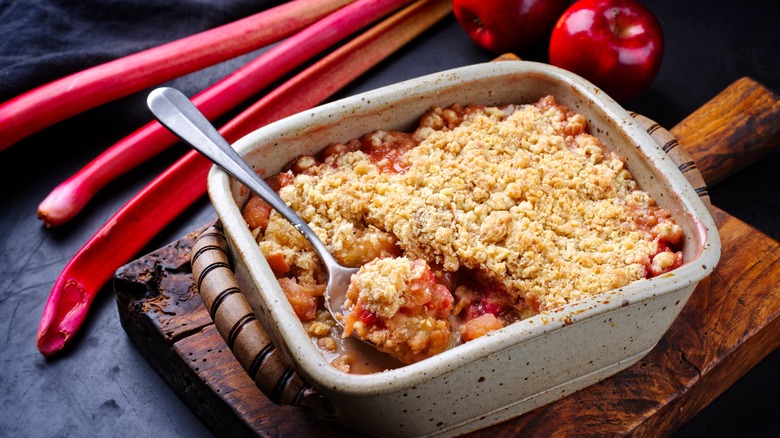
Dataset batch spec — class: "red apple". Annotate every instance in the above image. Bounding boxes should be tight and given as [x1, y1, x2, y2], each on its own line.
[453, 0, 569, 54]
[548, 0, 664, 102]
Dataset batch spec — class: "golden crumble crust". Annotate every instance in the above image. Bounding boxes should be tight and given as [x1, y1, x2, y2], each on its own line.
[256, 96, 681, 313]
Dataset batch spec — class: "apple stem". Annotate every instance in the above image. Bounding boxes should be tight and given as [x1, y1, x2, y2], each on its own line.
[609, 7, 620, 36]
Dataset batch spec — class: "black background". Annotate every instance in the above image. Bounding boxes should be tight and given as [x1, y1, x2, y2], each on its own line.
[0, 1, 777, 436]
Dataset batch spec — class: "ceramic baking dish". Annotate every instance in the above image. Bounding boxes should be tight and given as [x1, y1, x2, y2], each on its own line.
[204, 60, 720, 437]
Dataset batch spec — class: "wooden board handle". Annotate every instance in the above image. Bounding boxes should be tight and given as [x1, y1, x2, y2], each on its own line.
[669, 77, 780, 186]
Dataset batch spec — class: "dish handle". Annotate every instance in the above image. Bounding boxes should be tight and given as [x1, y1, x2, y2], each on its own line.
[629, 112, 710, 208]
[190, 224, 337, 417]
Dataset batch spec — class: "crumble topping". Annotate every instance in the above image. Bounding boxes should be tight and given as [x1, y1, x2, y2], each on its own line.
[345, 257, 428, 319]
[257, 96, 680, 311]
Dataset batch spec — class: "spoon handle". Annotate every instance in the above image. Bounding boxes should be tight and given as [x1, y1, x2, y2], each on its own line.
[146, 87, 335, 265]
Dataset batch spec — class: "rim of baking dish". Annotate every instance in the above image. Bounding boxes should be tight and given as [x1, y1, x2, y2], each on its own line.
[207, 60, 721, 396]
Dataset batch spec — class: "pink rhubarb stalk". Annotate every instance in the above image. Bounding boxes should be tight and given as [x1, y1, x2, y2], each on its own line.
[0, 0, 354, 151]
[37, 0, 451, 357]
[37, 0, 415, 228]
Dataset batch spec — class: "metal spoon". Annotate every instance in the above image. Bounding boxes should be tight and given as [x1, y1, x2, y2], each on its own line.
[146, 87, 356, 326]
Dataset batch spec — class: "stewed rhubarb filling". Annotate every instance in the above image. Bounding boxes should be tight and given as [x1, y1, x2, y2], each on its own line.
[242, 96, 683, 373]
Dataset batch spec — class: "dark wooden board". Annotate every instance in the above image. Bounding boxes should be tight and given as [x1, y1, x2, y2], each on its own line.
[114, 78, 780, 436]
[114, 205, 780, 437]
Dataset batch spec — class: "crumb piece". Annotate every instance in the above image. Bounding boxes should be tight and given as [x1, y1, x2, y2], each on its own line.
[317, 337, 337, 352]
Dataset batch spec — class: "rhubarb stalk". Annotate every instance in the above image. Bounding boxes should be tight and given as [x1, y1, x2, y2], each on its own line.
[37, 0, 415, 228]
[0, 0, 354, 151]
[37, 0, 452, 357]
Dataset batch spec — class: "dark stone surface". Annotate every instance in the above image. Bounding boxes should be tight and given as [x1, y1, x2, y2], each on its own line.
[0, 1, 777, 436]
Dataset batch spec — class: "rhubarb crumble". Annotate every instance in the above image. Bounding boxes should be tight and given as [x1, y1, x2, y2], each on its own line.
[242, 95, 683, 372]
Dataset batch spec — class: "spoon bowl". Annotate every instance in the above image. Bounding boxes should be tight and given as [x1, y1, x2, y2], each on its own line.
[146, 87, 356, 327]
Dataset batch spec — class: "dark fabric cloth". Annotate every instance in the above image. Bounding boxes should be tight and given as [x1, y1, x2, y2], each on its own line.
[0, 0, 284, 102]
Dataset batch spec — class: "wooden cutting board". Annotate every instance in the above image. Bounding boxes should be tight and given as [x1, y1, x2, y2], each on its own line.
[114, 78, 780, 437]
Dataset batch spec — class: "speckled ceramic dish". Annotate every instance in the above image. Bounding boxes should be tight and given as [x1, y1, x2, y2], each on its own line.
[205, 61, 720, 437]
